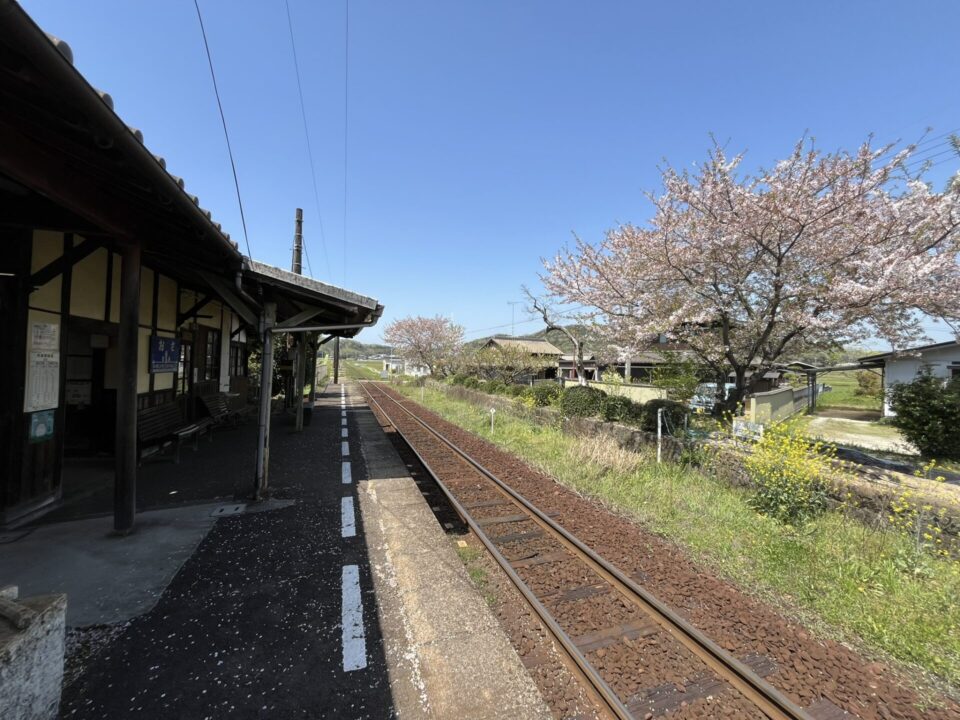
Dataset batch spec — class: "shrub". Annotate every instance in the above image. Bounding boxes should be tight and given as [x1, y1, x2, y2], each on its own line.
[528, 383, 562, 407]
[461, 376, 481, 390]
[505, 384, 526, 397]
[560, 385, 606, 417]
[855, 370, 882, 398]
[600, 394, 635, 422]
[888, 372, 960, 460]
[640, 398, 689, 434]
[745, 423, 831, 526]
[483, 380, 508, 395]
[600, 370, 625, 385]
[450, 373, 471, 386]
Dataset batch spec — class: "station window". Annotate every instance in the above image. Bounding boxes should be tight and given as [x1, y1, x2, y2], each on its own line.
[229, 342, 247, 377]
[204, 330, 220, 381]
[177, 342, 192, 396]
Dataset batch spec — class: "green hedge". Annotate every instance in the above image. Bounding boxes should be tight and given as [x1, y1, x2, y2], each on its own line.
[600, 394, 635, 422]
[640, 398, 689, 433]
[560, 385, 607, 417]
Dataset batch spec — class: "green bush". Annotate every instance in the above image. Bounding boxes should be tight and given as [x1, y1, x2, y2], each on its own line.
[600, 394, 635, 422]
[640, 398, 689, 434]
[450, 373, 471, 386]
[528, 383, 562, 407]
[855, 370, 883, 398]
[482, 380, 508, 395]
[461, 376, 481, 390]
[889, 372, 960, 460]
[560, 385, 606, 417]
[505, 384, 526, 397]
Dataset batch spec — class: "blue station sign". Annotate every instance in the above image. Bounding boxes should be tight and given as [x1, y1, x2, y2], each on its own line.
[150, 336, 181, 374]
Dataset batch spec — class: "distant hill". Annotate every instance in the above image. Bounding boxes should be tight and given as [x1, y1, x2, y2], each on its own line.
[327, 337, 392, 359]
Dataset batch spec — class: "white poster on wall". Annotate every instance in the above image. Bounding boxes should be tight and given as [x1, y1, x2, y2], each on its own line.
[25, 350, 60, 412]
[31, 322, 59, 351]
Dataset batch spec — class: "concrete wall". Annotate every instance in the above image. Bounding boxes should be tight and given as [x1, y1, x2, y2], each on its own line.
[0, 587, 67, 720]
[883, 345, 960, 415]
[745, 386, 800, 423]
[585, 380, 667, 405]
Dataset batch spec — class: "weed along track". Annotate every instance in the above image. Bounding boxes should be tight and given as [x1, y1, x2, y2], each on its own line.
[361, 382, 829, 720]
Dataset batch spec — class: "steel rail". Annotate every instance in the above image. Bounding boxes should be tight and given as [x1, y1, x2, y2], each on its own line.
[360, 381, 813, 720]
[362, 383, 626, 719]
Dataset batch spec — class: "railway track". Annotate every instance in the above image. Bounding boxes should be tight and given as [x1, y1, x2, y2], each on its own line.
[359, 381, 821, 720]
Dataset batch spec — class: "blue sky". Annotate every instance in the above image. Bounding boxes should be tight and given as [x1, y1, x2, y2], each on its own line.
[22, 1, 959, 345]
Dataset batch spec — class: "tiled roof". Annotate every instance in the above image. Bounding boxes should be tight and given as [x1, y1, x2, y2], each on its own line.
[38, 27, 238, 254]
[485, 337, 563, 355]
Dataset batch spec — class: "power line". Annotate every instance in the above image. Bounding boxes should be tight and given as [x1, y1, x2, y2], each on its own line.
[192, 0, 252, 258]
[302, 236, 314, 277]
[284, 0, 331, 280]
[463, 304, 591, 336]
[342, 0, 350, 287]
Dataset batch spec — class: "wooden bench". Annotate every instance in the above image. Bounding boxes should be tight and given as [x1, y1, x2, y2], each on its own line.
[137, 402, 212, 464]
[198, 393, 246, 428]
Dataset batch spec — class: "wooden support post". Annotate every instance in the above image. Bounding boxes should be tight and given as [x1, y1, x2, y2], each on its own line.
[294, 339, 306, 432]
[333, 336, 340, 385]
[254, 303, 277, 500]
[114, 241, 141, 534]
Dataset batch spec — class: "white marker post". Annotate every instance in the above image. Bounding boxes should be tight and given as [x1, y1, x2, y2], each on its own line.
[489, 407, 496, 434]
[656, 407, 663, 464]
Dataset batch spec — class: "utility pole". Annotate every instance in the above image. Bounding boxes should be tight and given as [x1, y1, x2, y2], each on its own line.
[293, 208, 307, 432]
[292, 208, 303, 274]
[333, 336, 340, 385]
[507, 301, 522, 337]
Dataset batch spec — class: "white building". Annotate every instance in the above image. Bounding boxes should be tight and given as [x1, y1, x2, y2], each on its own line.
[859, 341, 960, 416]
[383, 356, 429, 377]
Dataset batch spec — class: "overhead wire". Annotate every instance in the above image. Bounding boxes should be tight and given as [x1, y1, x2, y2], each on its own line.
[192, 0, 253, 258]
[284, 0, 331, 280]
[342, 0, 350, 286]
[463, 304, 591, 336]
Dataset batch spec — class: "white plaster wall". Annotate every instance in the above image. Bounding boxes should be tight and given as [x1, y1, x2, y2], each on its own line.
[883, 345, 960, 415]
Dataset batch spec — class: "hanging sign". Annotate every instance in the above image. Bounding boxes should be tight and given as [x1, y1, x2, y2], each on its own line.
[150, 336, 181, 373]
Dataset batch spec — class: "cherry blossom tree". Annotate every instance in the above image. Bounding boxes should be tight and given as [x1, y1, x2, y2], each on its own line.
[542, 137, 960, 409]
[383, 315, 463, 377]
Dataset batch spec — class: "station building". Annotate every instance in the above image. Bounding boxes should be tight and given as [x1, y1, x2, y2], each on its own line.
[0, 2, 382, 529]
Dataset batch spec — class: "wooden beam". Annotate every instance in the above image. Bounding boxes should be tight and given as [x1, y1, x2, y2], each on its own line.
[29, 237, 99, 287]
[199, 272, 259, 327]
[274, 306, 324, 330]
[177, 294, 214, 327]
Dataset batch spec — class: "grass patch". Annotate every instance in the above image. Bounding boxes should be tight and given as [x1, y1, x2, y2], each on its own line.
[817, 370, 882, 411]
[455, 543, 496, 606]
[340, 360, 383, 380]
[400, 383, 960, 688]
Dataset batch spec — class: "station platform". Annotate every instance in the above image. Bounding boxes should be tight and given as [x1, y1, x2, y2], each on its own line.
[2, 383, 548, 719]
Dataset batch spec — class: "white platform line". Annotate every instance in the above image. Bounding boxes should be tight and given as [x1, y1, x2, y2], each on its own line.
[341, 427, 348, 438]
[341, 417, 347, 426]
[341, 410, 347, 418]
[341, 441, 349, 456]
[342, 461, 352, 485]
[341, 564, 367, 672]
[341, 496, 356, 538]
